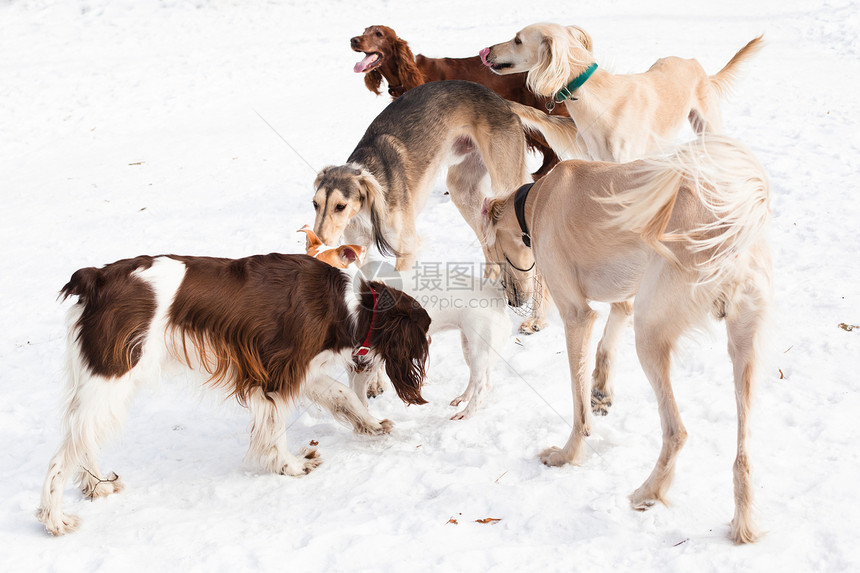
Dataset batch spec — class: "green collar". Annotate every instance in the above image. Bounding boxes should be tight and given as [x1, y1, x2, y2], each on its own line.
[554, 62, 598, 103]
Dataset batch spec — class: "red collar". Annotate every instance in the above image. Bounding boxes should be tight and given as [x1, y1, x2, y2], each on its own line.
[352, 286, 377, 358]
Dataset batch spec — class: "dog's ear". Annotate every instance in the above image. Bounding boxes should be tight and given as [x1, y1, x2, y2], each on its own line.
[364, 68, 383, 95]
[354, 168, 398, 258]
[298, 225, 323, 253]
[393, 36, 425, 90]
[314, 166, 336, 189]
[566, 25, 593, 53]
[480, 197, 506, 247]
[527, 29, 573, 97]
[337, 244, 366, 267]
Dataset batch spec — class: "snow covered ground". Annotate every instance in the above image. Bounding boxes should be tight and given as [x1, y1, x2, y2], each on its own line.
[1, 0, 859, 570]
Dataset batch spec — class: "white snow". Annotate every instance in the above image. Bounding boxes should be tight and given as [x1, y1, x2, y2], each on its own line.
[2, 0, 859, 570]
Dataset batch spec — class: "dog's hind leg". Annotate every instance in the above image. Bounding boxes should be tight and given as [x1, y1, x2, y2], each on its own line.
[304, 374, 393, 436]
[36, 364, 139, 535]
[473, 122, 531, 196]
[446, 152, 499, 277]
[724, 261, 770, 544]
[628, 267, 692, 510]
[246, 387, 322, 476]
[591, 300, 633, 416]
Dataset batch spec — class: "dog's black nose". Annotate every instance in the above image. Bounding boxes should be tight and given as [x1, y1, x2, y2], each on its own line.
[350, 37, 360, 48]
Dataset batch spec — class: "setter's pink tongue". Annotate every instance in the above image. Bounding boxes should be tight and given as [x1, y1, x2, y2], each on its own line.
[354, 53, 380, 73]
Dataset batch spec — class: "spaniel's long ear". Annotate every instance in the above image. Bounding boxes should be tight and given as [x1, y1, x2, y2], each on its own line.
[364, 68, 383, 95]
[527, 29, 572, 97]
[366, 281, 429, 406]
[393, 36, 425, 91]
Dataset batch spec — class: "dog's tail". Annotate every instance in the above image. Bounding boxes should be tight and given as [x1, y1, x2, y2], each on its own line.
[606, 134, 770, 286]
[710, 35, 764, 99]
[506, 101, 586, 160]
[60, 267, 102, 303]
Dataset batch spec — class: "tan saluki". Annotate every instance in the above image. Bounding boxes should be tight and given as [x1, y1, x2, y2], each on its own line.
[482, 134, 772, 543]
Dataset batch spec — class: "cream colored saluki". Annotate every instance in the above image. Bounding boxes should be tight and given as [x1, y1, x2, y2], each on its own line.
[481, 23, 763, 163]
[482, 134, 772, 544]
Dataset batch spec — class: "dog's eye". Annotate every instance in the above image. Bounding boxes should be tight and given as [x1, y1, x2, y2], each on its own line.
[312, 200, 319, 210]
[376, 31, 382, 37]
[335, 204, 347, 212]
[514, 36, 522, 45]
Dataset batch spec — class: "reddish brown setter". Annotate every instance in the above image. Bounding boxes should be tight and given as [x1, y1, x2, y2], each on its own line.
[351, 25, 568, 180]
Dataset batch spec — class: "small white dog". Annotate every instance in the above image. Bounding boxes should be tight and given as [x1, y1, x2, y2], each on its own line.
[357, 265, 512, 419]
[302, 228, 512, 419]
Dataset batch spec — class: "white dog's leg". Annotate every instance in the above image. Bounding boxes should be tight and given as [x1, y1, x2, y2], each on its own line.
[246, 388, 322, 476]
[450, 333, 478, 419]
[451, 329, 500, 420]
[591, 300, 633, 415]
[304, 374, 393, 435]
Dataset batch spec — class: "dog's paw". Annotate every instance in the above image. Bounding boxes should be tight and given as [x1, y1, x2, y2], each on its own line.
[629, 486, 662, 511]
[538, 446, 573, 467]
[730, 513, 762, 544]
[299, 448, 323, 474]
[379, 419, 393, 434]
[591, 389, 612, 416]
[450, 404, 477, 421]
[280, 448, 322, 476]
[449, 389, 473, 408]
[81, 472, 124, 499]
[35, 507, 81, 536]
[366, 378, 385, 399]
[519, 317, 547, 335]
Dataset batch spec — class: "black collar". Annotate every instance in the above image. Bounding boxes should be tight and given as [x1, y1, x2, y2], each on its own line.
[514, 183, 534, 248]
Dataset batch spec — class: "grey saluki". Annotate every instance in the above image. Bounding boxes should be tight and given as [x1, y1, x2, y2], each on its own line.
[311, 80, 529, 273]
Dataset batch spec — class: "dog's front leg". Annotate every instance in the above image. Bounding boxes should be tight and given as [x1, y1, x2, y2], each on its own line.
[304, 374, 393, 436]
[246, 388, 322, 476]
[539, 306, 597, 466]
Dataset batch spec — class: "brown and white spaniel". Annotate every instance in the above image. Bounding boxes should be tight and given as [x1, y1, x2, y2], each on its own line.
[36, 253, 430, 535]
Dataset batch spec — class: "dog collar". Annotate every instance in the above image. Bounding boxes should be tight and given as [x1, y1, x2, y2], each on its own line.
[353, 286, 378, 358]
[553, 62, 598, 104]
[514, 182, 535, 248]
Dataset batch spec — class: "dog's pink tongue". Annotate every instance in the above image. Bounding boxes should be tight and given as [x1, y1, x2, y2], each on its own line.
[354, 53, 379, 73]
[479, 47, 491, 66]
